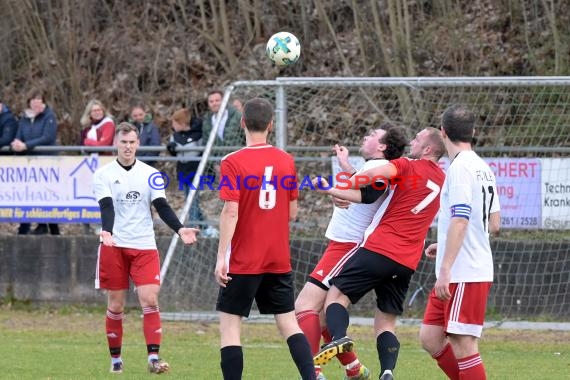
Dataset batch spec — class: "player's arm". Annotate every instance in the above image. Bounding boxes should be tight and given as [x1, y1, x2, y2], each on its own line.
[98, 197, 116, 246]
[489, 211, 500, 236]
[313, 176, 387, 204]
[437, 217, 469, 295]
[215, 201, 239, 286]
[152, 198, 198, 244]
[333, 144, 356, 174]
[289, 199, 298, 221]
[345, 162, 397, 189]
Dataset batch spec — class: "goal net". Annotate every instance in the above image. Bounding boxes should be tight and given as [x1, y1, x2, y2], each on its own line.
[159, 77, 570, 321]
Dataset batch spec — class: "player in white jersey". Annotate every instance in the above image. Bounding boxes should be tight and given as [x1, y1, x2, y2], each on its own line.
[295, 124, 408, 380]
[93, 122, 198, 375]
[420, 105, 500, 380]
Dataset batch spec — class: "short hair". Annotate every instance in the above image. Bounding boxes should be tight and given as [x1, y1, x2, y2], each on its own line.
[424, 126, 446, 160]
[26, 88, 46, 106]
[242, 98, 273, 132]
[379, 124, 408, 160]
[171, 108, 191, 125]
[130, 102, 146, 113]
[442, 104, 475, 143]
[115, 122, 139, 137]
[207, 89, 223, 99]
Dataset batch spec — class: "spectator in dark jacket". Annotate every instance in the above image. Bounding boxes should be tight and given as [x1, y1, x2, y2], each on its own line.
[11, 89, 59, 235]
[130, 103, 161, 167]
[167, 108, 209, 229]
[0, 101, 18, 153]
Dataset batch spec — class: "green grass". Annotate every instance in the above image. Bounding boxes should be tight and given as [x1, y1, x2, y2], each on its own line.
[1, 308, 570, 379]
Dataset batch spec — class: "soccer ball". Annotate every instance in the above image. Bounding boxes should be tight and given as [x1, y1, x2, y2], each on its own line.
[266, 32, 301, 66]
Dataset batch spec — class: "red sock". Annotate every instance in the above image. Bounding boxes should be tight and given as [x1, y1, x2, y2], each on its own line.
[296, 310, 321, 355]
[143, 306, 161, 354]
[106, 309, 124, 358]
[433, 343, 459, 380]
[322, 327, 360, 371]
[458, 353, 486, 380]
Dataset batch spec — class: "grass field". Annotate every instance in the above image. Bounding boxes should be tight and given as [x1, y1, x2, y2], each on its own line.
[1, 307, 569, 379]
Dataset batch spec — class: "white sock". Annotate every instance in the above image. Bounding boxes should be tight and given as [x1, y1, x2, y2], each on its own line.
[111, 357, 122, 365]
[346, 359, 361, 370]
[148, 353, 159, 362]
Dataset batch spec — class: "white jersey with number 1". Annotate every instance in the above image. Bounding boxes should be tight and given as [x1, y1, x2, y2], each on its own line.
[325, 159, 389, 243]
[436, 151, 500, 283]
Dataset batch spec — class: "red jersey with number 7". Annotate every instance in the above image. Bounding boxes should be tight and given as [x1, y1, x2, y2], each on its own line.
[362, 157, 445, 270]
[219, 143, 298, 274]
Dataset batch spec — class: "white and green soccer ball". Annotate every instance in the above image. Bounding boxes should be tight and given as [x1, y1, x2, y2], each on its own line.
[266, 32, 301, 67]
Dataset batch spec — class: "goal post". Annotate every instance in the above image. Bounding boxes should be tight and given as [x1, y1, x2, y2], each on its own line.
[159, 77, 570, 321]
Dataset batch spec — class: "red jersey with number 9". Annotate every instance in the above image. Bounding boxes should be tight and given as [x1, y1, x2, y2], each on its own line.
[219, 143, 298, 274]
[362, 157, 445, 270]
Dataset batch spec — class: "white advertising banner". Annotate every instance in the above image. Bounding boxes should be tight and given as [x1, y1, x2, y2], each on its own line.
[0, 155, 113, 223]
[540, 158, 570, 229]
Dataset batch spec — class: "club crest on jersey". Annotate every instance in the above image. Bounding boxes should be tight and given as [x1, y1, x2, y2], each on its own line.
[125, 191, 141, 200]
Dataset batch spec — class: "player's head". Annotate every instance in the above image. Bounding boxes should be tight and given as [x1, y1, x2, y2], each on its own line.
[360, 122, 407, 161]
[241, 98, 273, 133]
[409, 127, 445, 161]
[207, 89, 224, 113]
[114, 122, 140, 162]
[441, 104, 475, 143]
[379, 123, 408, 160]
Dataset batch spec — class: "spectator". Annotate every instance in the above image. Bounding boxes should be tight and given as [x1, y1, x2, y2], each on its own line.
[0, 100, 18, 153]
[130, 103, 161, 166]
[80, 99, 115, 155]
[232, 98, 244, 113]
[166, 108, 204, 226]
[202, 89, 243, 172]
[11, 88, 59, 235]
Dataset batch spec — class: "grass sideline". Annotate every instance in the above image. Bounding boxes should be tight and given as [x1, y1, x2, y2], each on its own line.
[1, 307, 569, 379]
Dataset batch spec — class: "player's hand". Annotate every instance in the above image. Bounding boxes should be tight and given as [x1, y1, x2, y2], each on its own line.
[434, 270, 452, 301]
[312, 177, 330, 193]
[424, 243, 437, 259]
[333, 144, 349, 165]
[178, 227, 200, 244]
[99, 230, 116, 246]
[331, 195, 350, 209]
[214, 259, 232, 287]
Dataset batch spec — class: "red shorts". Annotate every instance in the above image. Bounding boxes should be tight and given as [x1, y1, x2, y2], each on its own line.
[423, 282, 492, 338]
[95, 245, 161, 290]
[309, 241, 359, 288]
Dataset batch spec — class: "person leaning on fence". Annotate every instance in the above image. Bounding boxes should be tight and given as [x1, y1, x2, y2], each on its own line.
[11, 88, 60, 235]
[0, 99, 18, 154]
[202, 89, 243, 176]
[419, 105, 500, 380]
[129, 103, 161, 167]
[79, 99, 115, 155]
[166, 108, 205, 228]
[93, 122, 199, 375]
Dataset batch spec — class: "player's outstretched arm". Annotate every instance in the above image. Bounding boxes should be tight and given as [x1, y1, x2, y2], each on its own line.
[349, 162, 398, 189]
[178, 227, 199, 245]
[215, 201, 238, 287]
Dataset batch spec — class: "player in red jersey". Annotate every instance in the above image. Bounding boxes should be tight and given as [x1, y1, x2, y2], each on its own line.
[295, 124, 409, 380]
[312, 127, 446, 380]
[214, 98, 315, 380]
